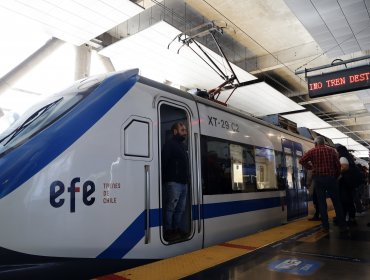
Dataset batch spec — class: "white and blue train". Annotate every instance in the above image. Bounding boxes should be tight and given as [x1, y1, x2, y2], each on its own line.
[0, 69, 314, 275]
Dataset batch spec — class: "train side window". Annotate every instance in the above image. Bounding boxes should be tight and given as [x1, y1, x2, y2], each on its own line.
[275, 151, 286, 190]
[122, 119, 150, 158]
[202, 137, 232, 194]
[201, 136, 257, 194]
[159, 103, 192, 243]
[255, 147, 277, 190]
[231, 144, 256, 192]
[295, 150, 305, 189]
[284, 148, 294, 189]
[243, 146, 257, 191]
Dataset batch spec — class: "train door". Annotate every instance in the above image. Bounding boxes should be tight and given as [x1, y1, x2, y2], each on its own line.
[282, 139, 308, 220]
[293, 142, 308, 218]
[282, 139, 296, 220]
[158, 99, 203, 251]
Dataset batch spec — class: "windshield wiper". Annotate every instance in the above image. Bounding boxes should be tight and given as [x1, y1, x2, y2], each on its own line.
[0, 97, 63, 146]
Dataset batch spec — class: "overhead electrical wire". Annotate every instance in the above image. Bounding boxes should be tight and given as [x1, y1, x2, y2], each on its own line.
[200, 0, 370, 149]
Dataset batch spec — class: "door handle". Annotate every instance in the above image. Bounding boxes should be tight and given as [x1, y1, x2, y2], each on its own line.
[144, 165, 150, 244]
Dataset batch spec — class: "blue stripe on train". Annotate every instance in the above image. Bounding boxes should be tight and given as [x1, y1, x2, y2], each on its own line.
[0, 69, 139, 199]
[203, 196, 281, 219]
[97, 196, 281, 259]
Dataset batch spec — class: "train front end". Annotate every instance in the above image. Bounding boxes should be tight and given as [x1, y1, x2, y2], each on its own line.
[0, 69, 139, 263]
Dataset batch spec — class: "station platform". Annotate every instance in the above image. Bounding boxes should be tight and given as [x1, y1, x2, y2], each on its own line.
[98, 210, 370, 280]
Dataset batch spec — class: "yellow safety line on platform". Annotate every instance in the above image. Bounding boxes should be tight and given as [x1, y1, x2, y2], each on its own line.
[99, 211, 335, 280]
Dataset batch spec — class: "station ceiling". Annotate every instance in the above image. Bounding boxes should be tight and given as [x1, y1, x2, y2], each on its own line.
[1, 0, 370, 158]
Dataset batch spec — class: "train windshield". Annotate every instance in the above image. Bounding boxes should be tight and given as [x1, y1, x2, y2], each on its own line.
[0, 77, 103, 155]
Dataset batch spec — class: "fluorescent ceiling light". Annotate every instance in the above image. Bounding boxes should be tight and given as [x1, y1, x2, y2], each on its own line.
[284, 111, 369, 155]
[0, 0, 143, 46]
[334, 137, 369, 158]
[313, 127, 347, 140]
[283, 111, 329, 129]
[217, 82, 304, 116]
[99, 21, 256, 90]
[353, 150, 368, 158]
[333, 137, 362, 148]
[322, 130, 368, 155]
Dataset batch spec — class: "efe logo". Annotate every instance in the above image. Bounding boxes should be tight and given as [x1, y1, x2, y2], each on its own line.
[50, 177, 95, 212]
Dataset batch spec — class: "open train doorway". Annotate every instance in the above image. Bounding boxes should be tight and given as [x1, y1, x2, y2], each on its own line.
[158, 100, 203, 249]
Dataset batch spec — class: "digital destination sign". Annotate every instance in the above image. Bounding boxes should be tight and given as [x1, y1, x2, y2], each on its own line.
[307, 65, 370, 98]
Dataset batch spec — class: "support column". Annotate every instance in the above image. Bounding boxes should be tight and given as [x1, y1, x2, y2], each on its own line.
[75, 44, 92, 80]
[97, 54, 115, 72]
[0, 37, 64, 96]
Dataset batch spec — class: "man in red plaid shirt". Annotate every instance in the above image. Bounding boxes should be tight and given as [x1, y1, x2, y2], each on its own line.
[300, 136, 347, 232]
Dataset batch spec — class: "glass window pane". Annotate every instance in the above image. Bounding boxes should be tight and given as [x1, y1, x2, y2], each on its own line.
[275, 151, 286, 190]
[255, 147, 277, 190]
[123, 120, 149, 157]
[285, 154, 294, 189]
[230, 144, 256, 192]
[242, 146, 257, 192]
[201, 137, 257, 195]
[203, 139, 232, 194]
[230, 144, 244, 191]
[295, 156, 305, 189]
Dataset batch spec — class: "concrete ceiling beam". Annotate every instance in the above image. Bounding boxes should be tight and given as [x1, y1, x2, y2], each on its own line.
[235, 41, 320, 74]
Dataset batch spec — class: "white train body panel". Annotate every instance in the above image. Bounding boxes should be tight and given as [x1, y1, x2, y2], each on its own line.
[0, 69, 314, 266]
[198, 103, 282, 149]
[202, 192, 285, 246]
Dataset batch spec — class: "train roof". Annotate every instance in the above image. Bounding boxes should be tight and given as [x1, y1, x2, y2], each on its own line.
[137, 75, 314, 144]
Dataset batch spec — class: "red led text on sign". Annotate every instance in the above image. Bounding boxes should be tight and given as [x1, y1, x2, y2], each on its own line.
[326, 77, 345, 87]
[309, 73, 370, 91]
[307, 65, 370, 98]
[308, 82, 322, 91]
[349, 73, 370, 83]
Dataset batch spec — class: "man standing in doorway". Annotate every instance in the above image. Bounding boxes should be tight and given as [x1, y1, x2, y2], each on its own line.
[162, 122, 189, 241]
[299, 136, 347, 232]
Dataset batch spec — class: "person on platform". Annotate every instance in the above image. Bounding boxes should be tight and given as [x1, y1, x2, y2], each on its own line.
[299, 136, 347, 232]
[336, 145, 358, 226]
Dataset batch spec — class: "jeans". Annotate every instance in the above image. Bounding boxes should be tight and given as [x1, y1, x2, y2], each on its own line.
[313, 175, 346, 229]
[164, 182, 188, 231]
[312, 188, 319, 217]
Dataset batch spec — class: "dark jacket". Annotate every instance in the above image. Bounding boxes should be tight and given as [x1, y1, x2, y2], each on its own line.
[337, 147, 362, 189]
[162, 135, 189, 184]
